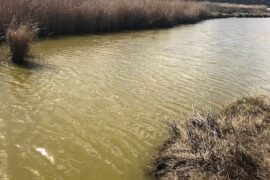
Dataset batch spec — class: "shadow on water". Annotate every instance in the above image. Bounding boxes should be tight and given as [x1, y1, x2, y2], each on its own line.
[14, 56, 45, 70]
[0, 43, 54, 70]
[0, 54, 57, 71]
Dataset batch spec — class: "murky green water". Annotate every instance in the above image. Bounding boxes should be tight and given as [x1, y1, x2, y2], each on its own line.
[1, 18, 270, 180]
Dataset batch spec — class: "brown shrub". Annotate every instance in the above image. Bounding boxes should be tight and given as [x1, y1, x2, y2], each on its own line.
[151, 95, 270, 180]
[6, 24, 38, 64]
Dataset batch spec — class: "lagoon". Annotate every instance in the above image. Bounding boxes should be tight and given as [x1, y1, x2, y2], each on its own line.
[1, 18, 270, 180]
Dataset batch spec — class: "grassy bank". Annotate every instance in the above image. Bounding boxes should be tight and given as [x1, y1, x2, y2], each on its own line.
[151, 95, 270, 179]
[0, 0, 269, 38]
[0, 0, 209, 37]
[0, 0, 269, 64]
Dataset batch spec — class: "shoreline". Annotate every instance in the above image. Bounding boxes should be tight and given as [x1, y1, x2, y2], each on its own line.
[0, 1, 270, 42]
[0, 14, 269, 44]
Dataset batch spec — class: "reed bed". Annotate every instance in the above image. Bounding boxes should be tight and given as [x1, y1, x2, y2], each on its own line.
[151, 95, 270, 179]
[0, 0, 209, 37]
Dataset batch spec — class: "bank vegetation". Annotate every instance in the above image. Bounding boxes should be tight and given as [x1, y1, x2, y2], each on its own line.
[0, 0, 269, 63]
[0, 0, 209, 37]
[1, 0, 269, 38]
[151, 95, 270, 179]
[6, 23, 38, 63]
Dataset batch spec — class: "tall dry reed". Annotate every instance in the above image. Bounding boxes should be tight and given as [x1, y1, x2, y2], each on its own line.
[0, 0, 209, 37]
[6, 24, 38, 63]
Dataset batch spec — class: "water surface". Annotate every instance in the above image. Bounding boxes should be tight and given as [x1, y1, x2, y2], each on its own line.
[1, 18, 270, 180]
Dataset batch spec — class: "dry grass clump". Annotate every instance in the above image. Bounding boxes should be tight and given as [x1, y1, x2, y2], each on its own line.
[0, 0, 209, 37]
[151, 95, 270, 180]
[6, 24, 38, 64]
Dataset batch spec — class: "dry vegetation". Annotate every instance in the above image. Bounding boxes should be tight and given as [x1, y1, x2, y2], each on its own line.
[0, 0, 269, 63]
[151, 95, 270, 179]
[6, 23, 38, 63]
[0, 0, 268, 38]
[0, 0, 209, 37]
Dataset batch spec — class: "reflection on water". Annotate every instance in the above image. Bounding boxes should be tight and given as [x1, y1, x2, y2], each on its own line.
[1, 18, 270, 180]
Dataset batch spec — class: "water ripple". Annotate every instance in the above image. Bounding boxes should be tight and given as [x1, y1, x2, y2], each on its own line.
[1, 18, 270, 180]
